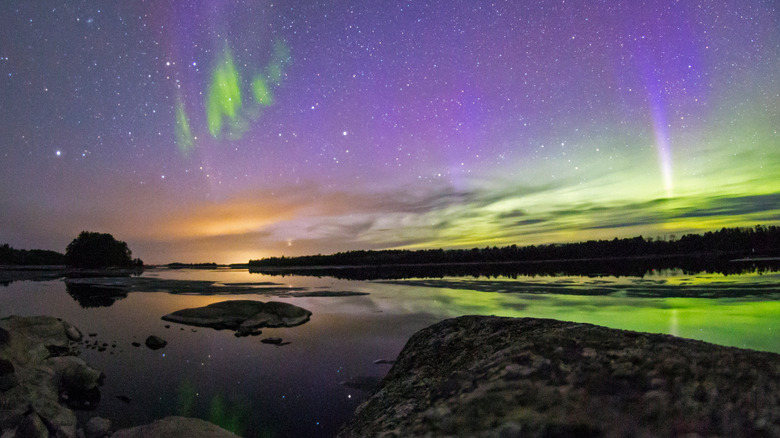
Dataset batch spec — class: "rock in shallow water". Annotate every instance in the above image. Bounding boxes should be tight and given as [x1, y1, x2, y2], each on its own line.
[161, 300, 312, 332]
[144, 335, 167, 350]
[64, 321, 83, 342]
[338, 316, 780, 437]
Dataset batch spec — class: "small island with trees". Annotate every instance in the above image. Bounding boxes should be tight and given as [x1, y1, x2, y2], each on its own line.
[1, 231, 143, 284]
[65, 231, 143, 269]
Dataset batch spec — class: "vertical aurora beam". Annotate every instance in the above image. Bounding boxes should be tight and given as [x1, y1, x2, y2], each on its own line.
[637, 54, 675, 199]
[650, 99, 674, 198]
[175, 96, 194, 153]
[266, 39, 291, 85]
[252, 76, 273, 106]
[206, 45, 243, 138]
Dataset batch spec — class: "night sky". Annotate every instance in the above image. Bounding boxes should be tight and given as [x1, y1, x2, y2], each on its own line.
[1, 1, 778, 263]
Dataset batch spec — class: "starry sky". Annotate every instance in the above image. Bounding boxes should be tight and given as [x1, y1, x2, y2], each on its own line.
[1, 1, 778, 264]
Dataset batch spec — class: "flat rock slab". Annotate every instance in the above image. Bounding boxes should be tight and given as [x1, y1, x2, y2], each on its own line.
[112, 416, 240, 438]
[338, 316, 780, 437]
[161, 300, 311, 331]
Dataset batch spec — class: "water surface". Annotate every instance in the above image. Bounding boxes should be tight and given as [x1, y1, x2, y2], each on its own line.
[1, 267, 779, 437]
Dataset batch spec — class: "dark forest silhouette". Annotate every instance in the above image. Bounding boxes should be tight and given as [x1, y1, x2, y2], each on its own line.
[0, 243, 65, 265]
[250, 225, 780, 269]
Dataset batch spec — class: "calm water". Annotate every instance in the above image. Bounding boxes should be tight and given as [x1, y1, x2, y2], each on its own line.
[2, 267, 779, 437]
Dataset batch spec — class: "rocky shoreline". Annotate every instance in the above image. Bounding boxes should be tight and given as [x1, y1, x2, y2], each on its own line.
[0, 316, 238, 438]
[6, 313, 780, 437]
[338, 315, 780, 437]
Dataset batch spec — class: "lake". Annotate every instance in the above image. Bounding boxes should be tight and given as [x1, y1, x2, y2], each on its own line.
[2, 266, 779, 437]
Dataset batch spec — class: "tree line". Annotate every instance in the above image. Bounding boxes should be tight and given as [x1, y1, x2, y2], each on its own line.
[0, 244, 66, 265]
[1, 231, 142, 268]
[249, 225, 780, 268]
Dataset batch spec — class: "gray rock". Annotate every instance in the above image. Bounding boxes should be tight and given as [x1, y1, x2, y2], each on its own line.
[0, 358, 18, 391]
[84, 417, 111, 438]
[0, 315, 74, 365]
[64, 322, 83, 342]
[111, 416, 240, 438]
[16, 412, 49, 438]
[0, 316, 95, 438]
[338, 316, 780, 438]
[47, 355, 102, 392]
[161, 300, 311, 333]
[144, 336, 167, 350]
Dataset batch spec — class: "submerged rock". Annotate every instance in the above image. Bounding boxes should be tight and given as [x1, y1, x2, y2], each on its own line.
[111, 416, 240, 438]
[161, 300, 312, 332]
[338, 316, 780, 437]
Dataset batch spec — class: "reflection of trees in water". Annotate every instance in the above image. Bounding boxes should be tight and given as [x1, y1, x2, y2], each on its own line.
[65, 283, 128, 308]
[252, 258, 780, 281]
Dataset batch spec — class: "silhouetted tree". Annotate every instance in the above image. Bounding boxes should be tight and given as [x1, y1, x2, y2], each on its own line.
[0, 243, 66, 265]
[65, 231, 140, 268]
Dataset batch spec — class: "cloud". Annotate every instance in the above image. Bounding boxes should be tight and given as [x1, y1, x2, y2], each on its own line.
[8, 158, 776, 263]
[671, 193, 780, 219]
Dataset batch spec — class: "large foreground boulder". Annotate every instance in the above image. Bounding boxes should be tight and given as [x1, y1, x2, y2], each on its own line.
[339, 316, 780, 437]
[161, 300, 311, 331]
[111, 416, 240, 438]
[0, 316, 102, 438]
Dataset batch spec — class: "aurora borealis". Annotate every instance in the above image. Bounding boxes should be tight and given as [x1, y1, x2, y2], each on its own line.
[1, 1, 778, 263]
